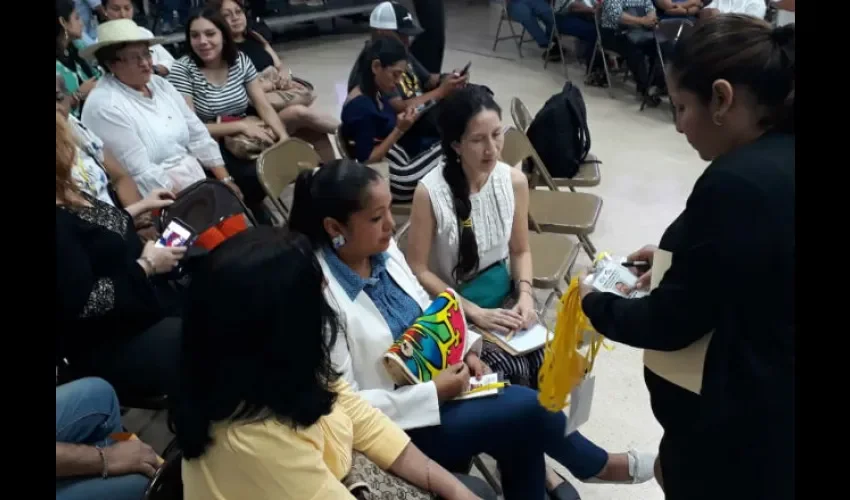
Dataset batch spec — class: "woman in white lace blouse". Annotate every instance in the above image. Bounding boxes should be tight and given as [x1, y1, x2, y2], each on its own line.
[80, 20, 241, 198]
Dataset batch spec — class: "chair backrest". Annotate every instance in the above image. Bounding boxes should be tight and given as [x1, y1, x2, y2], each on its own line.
[501, 127, 559, 192]
[161, 179, 258, 234]
[510, 97, 534, 132]
[334, 125, 357, 160]
[144, 451, 183, 500]
[256, 137, 321, 216]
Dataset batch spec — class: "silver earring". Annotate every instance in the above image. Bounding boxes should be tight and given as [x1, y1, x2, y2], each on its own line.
[332, 234, 346, 249]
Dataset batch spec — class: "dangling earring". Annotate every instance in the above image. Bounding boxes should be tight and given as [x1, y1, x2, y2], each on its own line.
[712, 113, 723, 127]
[332, 234, 346, 249]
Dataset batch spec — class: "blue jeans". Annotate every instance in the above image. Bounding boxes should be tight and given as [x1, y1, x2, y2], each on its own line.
[56, 378, 150, 500]
[556, 14, 597, 64]
[506, 0, 555, 48]
[407, 385, 608, 500]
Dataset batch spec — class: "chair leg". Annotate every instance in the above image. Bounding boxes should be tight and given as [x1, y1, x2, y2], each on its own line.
[600, 49, 615, 99]
[472, 456, 503, 497]
[586, 40, 598, 77]
[511, 24, 525, 59]
[492, 15, 505, 51]
[578, 234, 597, 260]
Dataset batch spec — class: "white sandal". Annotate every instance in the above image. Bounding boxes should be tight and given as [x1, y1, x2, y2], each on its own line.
[582, 449, 656, 485]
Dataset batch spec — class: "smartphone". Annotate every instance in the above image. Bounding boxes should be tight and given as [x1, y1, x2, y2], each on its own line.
[417, 99, 439, 115]
[156, 218, 196, 248]
[459, 61, 472, 77]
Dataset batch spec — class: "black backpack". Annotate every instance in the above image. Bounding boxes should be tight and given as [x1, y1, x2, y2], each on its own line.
[526, 81, 591, 179]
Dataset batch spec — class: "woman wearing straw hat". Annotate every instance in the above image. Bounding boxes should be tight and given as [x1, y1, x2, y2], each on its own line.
[79, 19, 241, 199]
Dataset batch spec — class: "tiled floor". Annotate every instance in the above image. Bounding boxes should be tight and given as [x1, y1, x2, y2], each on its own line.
[128, 2, 711, 498]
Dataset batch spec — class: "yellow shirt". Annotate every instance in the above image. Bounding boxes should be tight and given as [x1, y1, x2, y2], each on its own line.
[182, 379, 411, 500]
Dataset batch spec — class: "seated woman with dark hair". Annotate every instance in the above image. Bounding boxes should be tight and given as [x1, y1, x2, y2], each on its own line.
[169, 7, 289, 223]
[56, 111, 185, 399]
[216, 0, 340, 140]
[341, 36, 444, 203]
[172, 226, 494, 500]
[287, 159, 656, 500]
[56, 0, 102, 118]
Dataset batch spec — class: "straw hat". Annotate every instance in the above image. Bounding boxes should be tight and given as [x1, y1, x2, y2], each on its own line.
[80, 19, 166, 60]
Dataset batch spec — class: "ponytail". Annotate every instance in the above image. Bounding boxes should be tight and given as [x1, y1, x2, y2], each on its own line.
[287, 160, 382, 248]
[437, 85, 502, 284]
[670, 15, 794, 135]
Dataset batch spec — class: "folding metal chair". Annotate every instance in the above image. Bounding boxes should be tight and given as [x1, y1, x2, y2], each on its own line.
[492, 0, 533, 58]
[641, 18, 695, 116]
[587, 0, 630, 98]
[501, 127, 602, 259]
[509, 97, 602, 192]
[256, 138, 322, 225]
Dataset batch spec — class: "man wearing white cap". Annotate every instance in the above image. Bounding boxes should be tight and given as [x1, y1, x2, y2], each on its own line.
[348, 2, 467, 141]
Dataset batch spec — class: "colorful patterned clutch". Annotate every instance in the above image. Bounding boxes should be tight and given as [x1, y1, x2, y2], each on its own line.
[382, 289, 468, 386]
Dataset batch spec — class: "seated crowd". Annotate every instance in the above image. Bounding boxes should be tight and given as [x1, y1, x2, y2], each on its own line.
[57, 2, 794, 500]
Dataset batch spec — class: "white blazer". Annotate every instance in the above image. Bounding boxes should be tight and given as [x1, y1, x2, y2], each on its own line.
[320, 240, 482, 431]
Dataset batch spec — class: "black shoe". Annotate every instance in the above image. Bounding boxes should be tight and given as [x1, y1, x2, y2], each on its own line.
[543, 42, 563, 63]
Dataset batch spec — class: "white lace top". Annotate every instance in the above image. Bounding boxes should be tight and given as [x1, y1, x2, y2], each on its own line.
[419, 161, 515, 287]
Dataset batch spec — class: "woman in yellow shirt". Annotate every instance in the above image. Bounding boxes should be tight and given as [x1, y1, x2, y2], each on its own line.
[171, 226, 492, 500]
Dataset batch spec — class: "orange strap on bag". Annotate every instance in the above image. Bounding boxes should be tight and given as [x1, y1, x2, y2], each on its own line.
[194, 214, 249, 251]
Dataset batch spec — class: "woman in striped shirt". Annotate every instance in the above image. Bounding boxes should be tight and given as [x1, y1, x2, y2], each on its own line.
[169, 6, 287, 223]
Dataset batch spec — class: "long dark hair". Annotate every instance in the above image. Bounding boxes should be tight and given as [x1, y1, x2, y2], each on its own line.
[170, 226, 341, 459]
[288, 160, 382, 248]
[437, 85, 502, 284]
[670, 14, 794, 134]
[185, 6, 240, 67]
[357, 35, 408, 106]
[56, 0, 95, 78]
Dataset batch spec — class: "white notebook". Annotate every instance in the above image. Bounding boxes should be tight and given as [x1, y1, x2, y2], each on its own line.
[484, 323, 552, 356]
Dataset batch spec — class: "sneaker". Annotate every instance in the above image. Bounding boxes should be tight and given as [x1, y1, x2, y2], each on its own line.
[582, 449, 657, 484]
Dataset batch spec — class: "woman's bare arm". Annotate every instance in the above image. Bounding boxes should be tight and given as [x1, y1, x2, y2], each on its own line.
[507, 168, 533, 285]
[406, 185, 486, 322]
[388, 443, 478, 500]
[56, 443, 102, 478]
[101, 149, 143, 208]
[247, 78, 289, 141]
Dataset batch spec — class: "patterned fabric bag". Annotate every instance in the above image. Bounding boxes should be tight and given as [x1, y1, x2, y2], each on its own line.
[257, 66, 315, 111]
[382, 289, 467, 386]
[342, 451, 435, 500]
[219, 116, 275, 160]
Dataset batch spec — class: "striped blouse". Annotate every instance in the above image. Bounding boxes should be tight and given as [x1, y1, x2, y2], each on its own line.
[168, 52, 259, 123]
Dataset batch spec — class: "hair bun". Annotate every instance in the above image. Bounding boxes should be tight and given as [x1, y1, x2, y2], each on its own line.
[771, 24, 795, 46]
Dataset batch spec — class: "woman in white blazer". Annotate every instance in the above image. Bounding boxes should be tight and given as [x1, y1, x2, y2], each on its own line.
[287, 159, 656, 500]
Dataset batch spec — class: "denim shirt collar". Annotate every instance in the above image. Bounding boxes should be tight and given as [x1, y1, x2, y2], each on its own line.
[323, 247, 389, 301]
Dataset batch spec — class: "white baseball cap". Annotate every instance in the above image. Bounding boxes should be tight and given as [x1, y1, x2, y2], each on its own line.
[369, 2, 424, 37]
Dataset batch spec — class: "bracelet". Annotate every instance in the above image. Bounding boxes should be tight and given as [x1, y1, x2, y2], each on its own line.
[95, 445, 108, 479]
[221, 176, 234, 184]
[140, 256, 156, 275]
[520, 289, 534, 297]
[518, 279, 533, 290]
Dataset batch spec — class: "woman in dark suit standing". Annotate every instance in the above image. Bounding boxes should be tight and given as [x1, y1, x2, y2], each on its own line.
[579, 15, 794, 500]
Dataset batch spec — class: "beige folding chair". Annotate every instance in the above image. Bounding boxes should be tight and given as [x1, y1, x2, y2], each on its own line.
[587, 1, 631, 98]
[529, 230, 580, 321]
[256, 138, 321, 225]
[492, 0, 532, 58]
[509, 97, 602, 192]
[502, 127, 602, 259]
[335, 125, 411, 238]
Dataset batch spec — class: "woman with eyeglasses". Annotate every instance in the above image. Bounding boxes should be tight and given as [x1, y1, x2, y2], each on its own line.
[215, 0, 340, 139]
[80, 19, 238, 199]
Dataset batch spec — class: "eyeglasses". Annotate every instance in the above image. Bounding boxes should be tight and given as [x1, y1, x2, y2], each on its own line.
[117, 50, 154, 65]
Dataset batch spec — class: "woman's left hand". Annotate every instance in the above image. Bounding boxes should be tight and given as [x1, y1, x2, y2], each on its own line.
[512, 292, 538, 329]
[142, 188, 175, 212]
[464, 352, 491, 378]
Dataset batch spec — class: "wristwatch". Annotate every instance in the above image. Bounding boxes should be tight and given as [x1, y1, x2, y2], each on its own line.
[221, 176, 234, 184]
